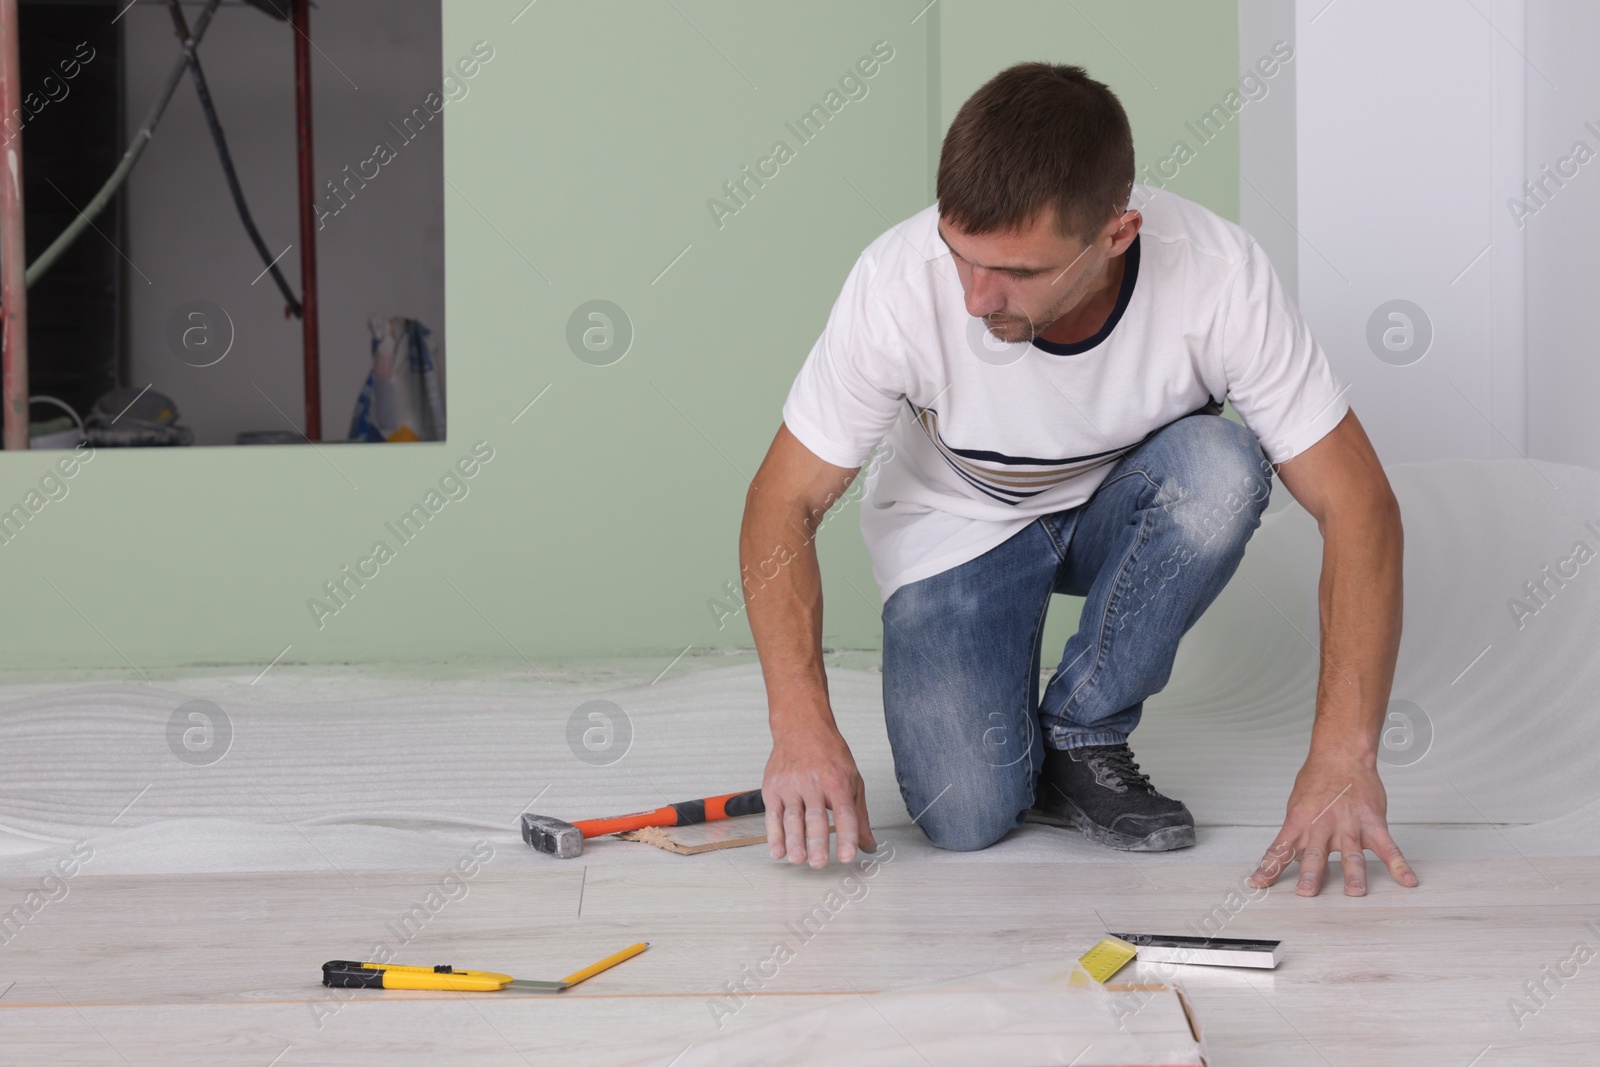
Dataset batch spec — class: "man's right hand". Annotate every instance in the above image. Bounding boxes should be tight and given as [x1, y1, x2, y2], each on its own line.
[763, 725, 876, 868]
[743, 423, 877, 870]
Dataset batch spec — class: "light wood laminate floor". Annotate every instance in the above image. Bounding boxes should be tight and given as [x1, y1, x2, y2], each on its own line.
[2, 854, 1596, 1065]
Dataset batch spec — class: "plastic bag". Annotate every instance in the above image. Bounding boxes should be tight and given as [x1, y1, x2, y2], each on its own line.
[347, 315, 446, 442]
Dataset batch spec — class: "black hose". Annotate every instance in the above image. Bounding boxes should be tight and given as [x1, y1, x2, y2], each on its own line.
[165, 0, 303, 318]
[25, 0, 226, 288]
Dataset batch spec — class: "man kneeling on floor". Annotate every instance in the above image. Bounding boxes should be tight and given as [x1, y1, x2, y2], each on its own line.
[742, 62, 1420, 899]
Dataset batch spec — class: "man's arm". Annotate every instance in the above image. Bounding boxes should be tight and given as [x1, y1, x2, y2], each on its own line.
[742, 422, 877, 869]
[1246, 407, 1420, 896]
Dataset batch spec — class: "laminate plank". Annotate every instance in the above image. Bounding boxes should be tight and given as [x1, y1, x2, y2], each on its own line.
[1, 857, 1597, 1064]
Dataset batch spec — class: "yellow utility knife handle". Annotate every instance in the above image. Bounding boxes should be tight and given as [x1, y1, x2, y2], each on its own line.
[321, 961, 513, 991]
[321, 942, 649, 993]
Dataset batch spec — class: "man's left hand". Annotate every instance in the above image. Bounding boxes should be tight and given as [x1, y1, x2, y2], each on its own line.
[1247, 757, 1419, 896]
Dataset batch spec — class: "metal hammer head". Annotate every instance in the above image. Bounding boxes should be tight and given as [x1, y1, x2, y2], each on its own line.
[521, 812, 584, 858]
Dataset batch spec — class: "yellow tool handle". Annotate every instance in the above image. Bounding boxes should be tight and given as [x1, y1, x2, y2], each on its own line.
[320, 961, 514, 991]
[321, 942, 649, 993]
[1079, 935, 1138, 983]
[562, 941, 649, 986]
[380, 965, 514, 991]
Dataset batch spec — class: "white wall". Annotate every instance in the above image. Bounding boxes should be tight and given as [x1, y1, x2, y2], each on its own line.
[1242, 0, 1533, 466]
[123, 0, 445, 445]
[1238, 0, 1299, 302]
[1525, 1, 1600, 472]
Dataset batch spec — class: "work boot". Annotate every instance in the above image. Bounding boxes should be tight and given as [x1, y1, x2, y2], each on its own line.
[1030, 743, 1195, 852]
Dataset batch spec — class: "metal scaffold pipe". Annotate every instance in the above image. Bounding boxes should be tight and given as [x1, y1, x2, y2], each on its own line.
[0, 0, 27, 448]
[293, 0, 321, 441]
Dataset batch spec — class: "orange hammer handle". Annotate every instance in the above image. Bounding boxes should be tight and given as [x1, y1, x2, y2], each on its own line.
[573, 789, 764, 838]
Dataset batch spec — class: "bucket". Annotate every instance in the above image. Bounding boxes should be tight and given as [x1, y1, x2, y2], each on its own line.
[236, 431, 308, 445]
[29, 395, 86, 450]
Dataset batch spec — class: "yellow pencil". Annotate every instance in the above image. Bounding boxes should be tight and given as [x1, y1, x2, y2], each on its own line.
[563, 941, 649, 987]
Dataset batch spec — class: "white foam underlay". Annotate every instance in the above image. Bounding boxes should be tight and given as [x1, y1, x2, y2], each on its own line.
[0, 457, 1596, 878]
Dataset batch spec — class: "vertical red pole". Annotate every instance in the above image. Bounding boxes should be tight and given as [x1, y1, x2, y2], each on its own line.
[0, 0, 28, 450]
[293, 0, 321, 440]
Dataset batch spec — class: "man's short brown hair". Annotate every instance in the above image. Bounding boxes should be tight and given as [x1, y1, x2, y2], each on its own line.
[936, 62, 1135, 248]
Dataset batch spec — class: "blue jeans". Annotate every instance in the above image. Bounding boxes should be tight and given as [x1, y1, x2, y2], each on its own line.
[880, 414, 1274, 851]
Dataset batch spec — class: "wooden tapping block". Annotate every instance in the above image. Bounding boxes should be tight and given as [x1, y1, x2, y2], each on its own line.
[615, 813, 833, 855]
[616, 825, 770, 855]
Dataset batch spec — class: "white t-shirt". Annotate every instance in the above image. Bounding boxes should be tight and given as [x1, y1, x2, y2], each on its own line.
[781, 184, 1350, 604]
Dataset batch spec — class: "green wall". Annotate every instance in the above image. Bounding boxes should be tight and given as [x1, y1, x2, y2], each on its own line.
[0, 0, 1239, 671]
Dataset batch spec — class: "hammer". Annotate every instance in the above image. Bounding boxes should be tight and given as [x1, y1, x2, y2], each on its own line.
[521, 788, 765, 858]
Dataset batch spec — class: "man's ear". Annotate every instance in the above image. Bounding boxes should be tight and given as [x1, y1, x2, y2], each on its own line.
[1106, 209, 1141, 256]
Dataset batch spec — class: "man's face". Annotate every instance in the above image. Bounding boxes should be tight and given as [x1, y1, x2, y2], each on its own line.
[938, 205, 1135, 343]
